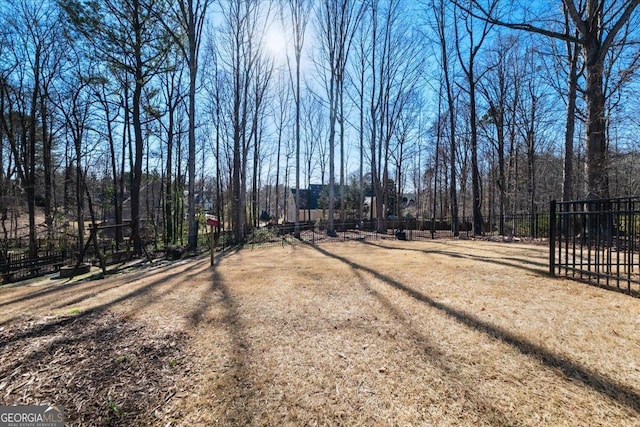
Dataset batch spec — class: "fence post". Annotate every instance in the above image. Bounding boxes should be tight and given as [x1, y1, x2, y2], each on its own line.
[549, 200, 556, 277]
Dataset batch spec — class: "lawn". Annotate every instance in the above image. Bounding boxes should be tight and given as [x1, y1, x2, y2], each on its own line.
[1, 239, 639, 426]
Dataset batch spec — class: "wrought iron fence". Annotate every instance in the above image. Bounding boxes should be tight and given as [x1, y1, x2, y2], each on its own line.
[237, 214, 549, 250]
[2, 212, 552, 284]
[549, 197, 640, 295]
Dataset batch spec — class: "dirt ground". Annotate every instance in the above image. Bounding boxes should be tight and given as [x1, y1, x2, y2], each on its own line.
[1, 238, 640, 426]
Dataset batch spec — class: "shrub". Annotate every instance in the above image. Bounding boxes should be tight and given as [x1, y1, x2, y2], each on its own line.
[248, 227, 278, 244]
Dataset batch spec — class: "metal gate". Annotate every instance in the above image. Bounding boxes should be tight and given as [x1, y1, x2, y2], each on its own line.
[549, 197, 640, 295]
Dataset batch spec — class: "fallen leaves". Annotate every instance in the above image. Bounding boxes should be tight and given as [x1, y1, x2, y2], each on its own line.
[0, 311, 190, 426]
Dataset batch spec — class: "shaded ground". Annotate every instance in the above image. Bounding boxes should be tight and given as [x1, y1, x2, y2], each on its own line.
[1, 239, 640, 426]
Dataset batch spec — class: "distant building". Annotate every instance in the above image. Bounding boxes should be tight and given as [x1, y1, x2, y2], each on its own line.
[194, 191, 214, 212]
[287, 184, 327, 222]
[287, 184, 384, 222]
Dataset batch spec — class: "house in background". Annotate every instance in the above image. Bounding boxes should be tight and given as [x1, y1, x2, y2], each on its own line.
[287, 184, 386, 222]
[287, 184, 327, 222]
[193, 191, 214, 212]
[287, 185, 416, 222]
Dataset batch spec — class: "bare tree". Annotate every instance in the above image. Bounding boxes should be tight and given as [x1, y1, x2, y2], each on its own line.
[478, 34, 521, 234]
[0, 0, 64, 256]
[430, 0, 460, 236]
[92, 74, 126, 247]
[202, 28, 231, 235]
[361, 0, 422, 231]
[560, 6, 582, 202]
[454, 0, 496, 235]
[270, 70, 291, 223]
[467, 0, 640, 200]
[316, 0, 364, 236]
[282, 0, 312, 236]
[0, 75, 7, 240]
[156, 51, 186, 246]
[301, 92, 324, 220]
[218, 0, 273, 243]
[158, 0, 212, 252]
[61, 0, 171, 255]
[391, 94, 421, 219]
[249, 54, 275, 228]
[349, 17, 369, 222]
[516, 46, 548, 231]
[50, 52, 94, 261]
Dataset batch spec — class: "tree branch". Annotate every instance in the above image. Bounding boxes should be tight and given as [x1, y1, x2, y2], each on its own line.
[562, 0, 588, 35]
[458, 0, 581, 44]
[600, 0, 640, 62]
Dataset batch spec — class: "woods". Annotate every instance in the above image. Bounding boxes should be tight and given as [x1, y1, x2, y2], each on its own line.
[2, 0, 640, 252]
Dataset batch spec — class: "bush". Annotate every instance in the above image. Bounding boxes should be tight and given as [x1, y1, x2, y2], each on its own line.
[248, 227, 278, 244]
[165, 245, 185, 260]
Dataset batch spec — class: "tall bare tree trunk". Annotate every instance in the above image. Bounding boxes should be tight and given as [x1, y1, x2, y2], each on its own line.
[187, 37, 198, 251]
[470, 0, 639, 200]
[130, 0, 147, 254]
[584, 37, 608, 199]
[433, 0, 459, 236]
[318, 0, 363, 236]
[562, 16, 580, 203]
[27, 49, 40, 257]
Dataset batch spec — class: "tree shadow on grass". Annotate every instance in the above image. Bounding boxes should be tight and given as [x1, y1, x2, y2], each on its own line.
[344, 260, 513, 425]
[180, 248, 254, 425]
[361, 239, 550, 276]
[187, 248, 241, 326]
[0, 258, 207, 322]
[0, 258, 209, 345]
[311, 243, 640, 416]
[0, 254, 232, 425]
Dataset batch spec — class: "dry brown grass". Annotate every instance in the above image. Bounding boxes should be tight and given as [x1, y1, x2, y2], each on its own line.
[1, 239, 640, 426]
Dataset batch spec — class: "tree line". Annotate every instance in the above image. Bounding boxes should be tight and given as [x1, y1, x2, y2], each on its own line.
[1, 0, 639, 256]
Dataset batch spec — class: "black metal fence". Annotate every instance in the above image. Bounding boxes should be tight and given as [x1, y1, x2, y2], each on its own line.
[234, 214, 550, 250]
[0, 222, 216, 284]
[2, 213, 551, 284]
[232, 220, 461, 250]
[549, 197, 640, 295]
